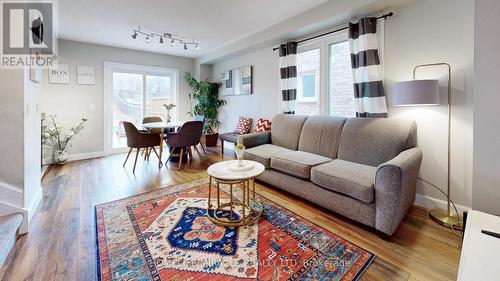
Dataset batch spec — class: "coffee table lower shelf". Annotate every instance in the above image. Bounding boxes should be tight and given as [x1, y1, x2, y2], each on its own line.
[206, 176, 263, 227]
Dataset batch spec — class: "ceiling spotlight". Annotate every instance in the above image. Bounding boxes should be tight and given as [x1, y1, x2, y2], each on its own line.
[195, 44, 199, 50]
[131, 31, 137, 39]
[146, 36, 151, 43]
[171, 39, 175, 46]
[184, 43, 187, 50]
[159, 37, 164, 43]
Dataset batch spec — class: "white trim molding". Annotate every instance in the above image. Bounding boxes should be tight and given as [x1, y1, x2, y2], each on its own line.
[414, 193, 471, 216]
[68, 151, 105, 162]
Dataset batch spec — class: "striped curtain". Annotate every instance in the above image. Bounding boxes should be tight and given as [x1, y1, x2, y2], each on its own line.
[348, 18, 388, 118]
[279, 42, 298, 114]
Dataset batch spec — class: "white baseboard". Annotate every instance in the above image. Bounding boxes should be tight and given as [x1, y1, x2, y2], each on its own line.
[68, 151, 105, 162]
[44, 151, 105, 165]
[27, 187, 42, 224]
[414, 193, 470, 215]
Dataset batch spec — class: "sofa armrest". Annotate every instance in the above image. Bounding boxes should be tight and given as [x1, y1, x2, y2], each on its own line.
[237, 131, 271, 148]
[374, 147, 422, 235]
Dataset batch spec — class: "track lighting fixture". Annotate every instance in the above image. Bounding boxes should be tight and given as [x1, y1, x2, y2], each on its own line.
[130, 26, 199, 50]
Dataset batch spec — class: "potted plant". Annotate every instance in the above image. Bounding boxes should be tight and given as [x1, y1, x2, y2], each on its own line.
[42, 115, 88, 165]
[184, 72, 226, 147]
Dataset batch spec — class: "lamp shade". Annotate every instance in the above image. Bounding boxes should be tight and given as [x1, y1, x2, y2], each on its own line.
[392, 79, 440, 106]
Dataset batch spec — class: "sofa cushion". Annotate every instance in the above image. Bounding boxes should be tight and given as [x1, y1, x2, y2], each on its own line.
[311, 160, 376, 203]
[243, 144, 293, 169]
[298, 115, 346, 158]
[270, 151, 332, 180]
[271, 114, 308, 150]
[234, 116, 252, 134]
[337, 118, 417, 166]
[254, 118, 272, 132]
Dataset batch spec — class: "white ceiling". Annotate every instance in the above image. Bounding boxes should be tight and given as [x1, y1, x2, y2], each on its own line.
[58, 0, 329, 58]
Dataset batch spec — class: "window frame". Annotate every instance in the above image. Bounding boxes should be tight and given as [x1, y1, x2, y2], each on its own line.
[296, 30, 351, 116]
[103, 62, 179, 155]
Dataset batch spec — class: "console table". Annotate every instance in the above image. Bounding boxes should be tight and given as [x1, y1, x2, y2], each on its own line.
[457, 210, 500, 280]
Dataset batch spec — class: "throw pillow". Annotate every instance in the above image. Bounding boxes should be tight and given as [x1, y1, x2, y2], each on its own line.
[254, 118, 272, 132]
[234, 117, 252, 134]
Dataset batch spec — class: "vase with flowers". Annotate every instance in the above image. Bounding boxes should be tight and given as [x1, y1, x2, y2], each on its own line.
[42, 115, 88, 165]
[162, 103, 176, 122]
[234, 143, 246, 167]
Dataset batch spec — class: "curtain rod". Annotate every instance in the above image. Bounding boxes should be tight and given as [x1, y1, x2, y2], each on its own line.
[272, 12, 393, 51]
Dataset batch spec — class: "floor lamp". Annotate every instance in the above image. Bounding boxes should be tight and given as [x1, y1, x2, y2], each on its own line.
[392, 63, 461, 228]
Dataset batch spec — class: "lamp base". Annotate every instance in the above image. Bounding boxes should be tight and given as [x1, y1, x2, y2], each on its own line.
[429, 208, 462, 229]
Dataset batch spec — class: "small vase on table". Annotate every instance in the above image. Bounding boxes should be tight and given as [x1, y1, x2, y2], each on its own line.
[234, 144, 246, 167]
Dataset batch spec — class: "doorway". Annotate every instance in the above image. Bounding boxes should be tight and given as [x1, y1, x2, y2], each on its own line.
[104, 62, 179, 154]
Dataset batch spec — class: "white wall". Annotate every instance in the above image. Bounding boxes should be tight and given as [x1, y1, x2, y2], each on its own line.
[472, 0, 500, 215]
[0, 67, 42, 230]
[211, 48, 281, 135]
[385, 0, 474, 210]
[0, 70, 25, 188]
[210, 0, 474, 211]
[40, 40, 195, 157]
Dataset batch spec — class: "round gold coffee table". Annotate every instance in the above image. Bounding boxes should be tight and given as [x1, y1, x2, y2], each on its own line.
[207, 160, 265, 227]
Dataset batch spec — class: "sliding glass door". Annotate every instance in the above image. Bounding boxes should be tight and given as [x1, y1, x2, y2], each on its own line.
[104, 63, 178, 154]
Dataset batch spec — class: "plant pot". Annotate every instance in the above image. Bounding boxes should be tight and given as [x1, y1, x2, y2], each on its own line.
[205, 133, 219, 147]
[53, 149, 68, 165]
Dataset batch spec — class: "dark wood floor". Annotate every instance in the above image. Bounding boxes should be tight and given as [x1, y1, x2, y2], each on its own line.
[2, 146, 461, 281]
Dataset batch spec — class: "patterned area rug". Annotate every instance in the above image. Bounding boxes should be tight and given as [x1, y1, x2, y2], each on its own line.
[95, 178, 375, 280]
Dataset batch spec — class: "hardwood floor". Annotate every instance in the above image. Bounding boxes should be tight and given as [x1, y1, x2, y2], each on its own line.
[2, 146, 461, 281]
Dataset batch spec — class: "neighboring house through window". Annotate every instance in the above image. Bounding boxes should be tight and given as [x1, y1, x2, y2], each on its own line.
[294, 30, 355, 117]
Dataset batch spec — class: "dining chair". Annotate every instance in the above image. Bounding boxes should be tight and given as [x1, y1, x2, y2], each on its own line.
[164, 120, 203, 169]
[142, 116, 163, 159]
[122, 121, 161, 173]
[194, 115, 206, 154]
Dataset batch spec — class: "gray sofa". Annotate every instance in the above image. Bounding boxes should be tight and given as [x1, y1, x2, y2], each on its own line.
[239, 114, 422, 235]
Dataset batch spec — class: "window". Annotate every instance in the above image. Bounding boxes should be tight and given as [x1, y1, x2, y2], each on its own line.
[296, 48, 320, 115]
[294, 31, 355, 117]
[329, 41, 355, 117]
[104, 63, 178, 152]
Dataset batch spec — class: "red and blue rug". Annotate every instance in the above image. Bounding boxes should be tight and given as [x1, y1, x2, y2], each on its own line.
[95, 179, 375, 280]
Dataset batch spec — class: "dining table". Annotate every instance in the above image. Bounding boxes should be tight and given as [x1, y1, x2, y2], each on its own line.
[142, 120, 185, 168]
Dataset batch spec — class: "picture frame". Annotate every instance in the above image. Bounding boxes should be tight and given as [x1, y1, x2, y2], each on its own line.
[49, 64, 70, 84]
[77, 65, 95, 85]
[221, 65, 252, 96]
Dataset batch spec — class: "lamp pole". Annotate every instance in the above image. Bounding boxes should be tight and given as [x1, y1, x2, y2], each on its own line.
[413, 63, 460, 227]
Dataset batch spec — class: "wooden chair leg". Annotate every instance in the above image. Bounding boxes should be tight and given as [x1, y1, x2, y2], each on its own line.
[178, 148, 184, 169]
[193, 145, 201, 157]
[151, 147, 160, 159]
[200, 142, 206, 154]
[165, 149, 173, 169]
[133, 148, 140, 173]
[188, 146, 193, 161]
[221, 140, 224, 155]
[123, 148, 133, 166]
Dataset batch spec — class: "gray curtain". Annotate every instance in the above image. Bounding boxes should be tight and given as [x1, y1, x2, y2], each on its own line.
[348, 18, 388, 117]
[278, 42, 298, 114]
